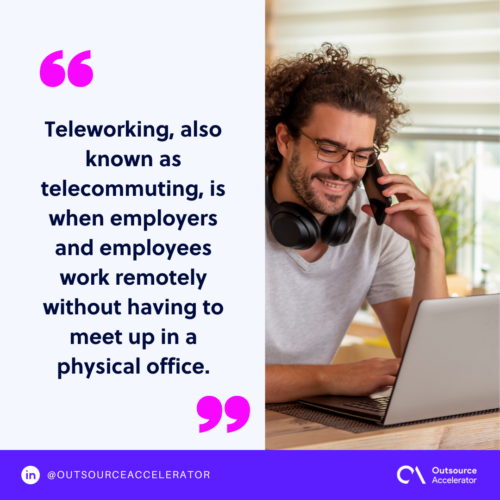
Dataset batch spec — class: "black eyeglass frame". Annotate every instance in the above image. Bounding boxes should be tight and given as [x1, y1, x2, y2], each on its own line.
[299, 130, 380, 168]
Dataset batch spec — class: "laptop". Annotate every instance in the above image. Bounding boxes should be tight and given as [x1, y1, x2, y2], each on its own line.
[299, 294, 500, 425]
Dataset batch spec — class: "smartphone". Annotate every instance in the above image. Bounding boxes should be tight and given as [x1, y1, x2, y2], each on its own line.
[362, 160, 392, 226]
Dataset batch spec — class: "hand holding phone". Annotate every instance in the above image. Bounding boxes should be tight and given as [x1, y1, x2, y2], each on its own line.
[362, 159, 392, 225]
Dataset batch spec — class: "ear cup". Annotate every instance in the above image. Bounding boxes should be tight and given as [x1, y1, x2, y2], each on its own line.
[321, 207, 357, 246]
[270, 202, 321, 249]
[266, 176, 356, 249]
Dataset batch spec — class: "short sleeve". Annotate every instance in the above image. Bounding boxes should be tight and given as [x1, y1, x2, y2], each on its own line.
[366, 227, 415, 305]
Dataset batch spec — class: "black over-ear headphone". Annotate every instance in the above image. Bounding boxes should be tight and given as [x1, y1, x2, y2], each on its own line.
[266, 176, 356, 250]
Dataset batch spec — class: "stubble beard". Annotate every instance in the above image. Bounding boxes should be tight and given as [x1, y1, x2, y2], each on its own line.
[286, 146, 359, 217]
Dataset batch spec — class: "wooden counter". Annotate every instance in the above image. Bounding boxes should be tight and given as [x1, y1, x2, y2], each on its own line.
[265, 410, 499, 450]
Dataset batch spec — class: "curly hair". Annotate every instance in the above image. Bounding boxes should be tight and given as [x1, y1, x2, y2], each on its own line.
[265, 43, 410, 177]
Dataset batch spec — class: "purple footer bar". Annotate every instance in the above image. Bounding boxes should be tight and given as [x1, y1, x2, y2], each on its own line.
[1, 450, 498, 499]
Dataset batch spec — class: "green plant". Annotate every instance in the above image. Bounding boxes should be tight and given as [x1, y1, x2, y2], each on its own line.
[394, 156, 475, 274]
[428, 157, 476, 274]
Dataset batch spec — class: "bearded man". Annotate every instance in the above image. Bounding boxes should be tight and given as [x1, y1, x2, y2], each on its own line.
[265, 44, 448, 402]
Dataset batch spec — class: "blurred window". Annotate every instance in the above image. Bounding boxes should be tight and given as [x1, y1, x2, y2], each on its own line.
[273, 0, 499, 127]
[384, 128, 499, 290]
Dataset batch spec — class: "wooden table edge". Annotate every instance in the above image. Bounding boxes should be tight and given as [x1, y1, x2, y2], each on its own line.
[265, 410, 500, 450]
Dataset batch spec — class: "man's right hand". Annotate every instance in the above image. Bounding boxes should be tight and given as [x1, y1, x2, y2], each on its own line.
[266, 358, 401, 403]
[320, 358, 401, 397]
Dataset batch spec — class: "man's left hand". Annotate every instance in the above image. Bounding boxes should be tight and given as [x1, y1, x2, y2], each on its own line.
[361, 160, 443, 252]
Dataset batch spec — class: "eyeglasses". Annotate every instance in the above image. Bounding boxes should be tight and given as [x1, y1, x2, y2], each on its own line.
[299, 130, 380, 168]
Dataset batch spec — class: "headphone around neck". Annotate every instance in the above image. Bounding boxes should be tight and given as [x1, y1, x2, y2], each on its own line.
[265, 176, 356, 250]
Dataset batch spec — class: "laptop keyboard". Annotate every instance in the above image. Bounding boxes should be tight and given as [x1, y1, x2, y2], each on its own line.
[343, 396, 391, 413]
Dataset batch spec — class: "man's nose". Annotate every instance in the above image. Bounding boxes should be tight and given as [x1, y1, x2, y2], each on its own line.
[330, 152, 356, 181]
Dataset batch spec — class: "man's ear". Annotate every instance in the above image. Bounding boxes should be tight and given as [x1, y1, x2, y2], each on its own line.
[275, 123, 293, 160]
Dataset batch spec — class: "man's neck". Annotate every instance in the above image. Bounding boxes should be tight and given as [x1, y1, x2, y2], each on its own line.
[295, 241, 329, 264]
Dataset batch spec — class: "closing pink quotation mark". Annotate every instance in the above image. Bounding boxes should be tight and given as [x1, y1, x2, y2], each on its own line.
[197, 396, 250, 433]
[40, 50, 93, 87]
[225, 396, 250, 433]
[197, 396, 222, 433]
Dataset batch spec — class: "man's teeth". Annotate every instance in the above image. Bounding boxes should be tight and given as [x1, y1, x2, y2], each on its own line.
[319, 179, 345, 188]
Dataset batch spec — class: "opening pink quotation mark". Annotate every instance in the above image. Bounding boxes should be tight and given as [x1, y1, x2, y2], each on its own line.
[197, 396, 250, 433]
[40, 50, 93, 87]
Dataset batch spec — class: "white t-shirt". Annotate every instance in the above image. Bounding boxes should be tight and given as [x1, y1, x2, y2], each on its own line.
[265, 188, 415, 365]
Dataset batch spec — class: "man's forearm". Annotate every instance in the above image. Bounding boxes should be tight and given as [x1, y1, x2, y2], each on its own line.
[400, 245, 448, 353]
[266, 358, 402, 403]
[266, 365, 327, 403]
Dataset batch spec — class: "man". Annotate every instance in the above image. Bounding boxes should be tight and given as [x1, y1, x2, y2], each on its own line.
[265, 44, 448, 403]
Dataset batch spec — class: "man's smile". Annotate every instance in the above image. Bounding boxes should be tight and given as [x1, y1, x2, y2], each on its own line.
[314, 177, 353, 194]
